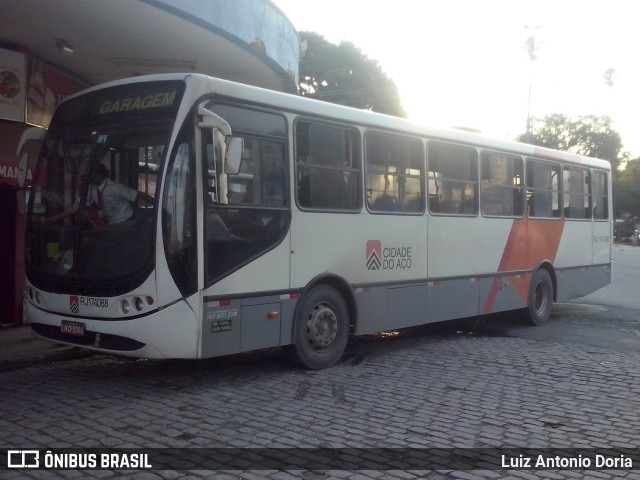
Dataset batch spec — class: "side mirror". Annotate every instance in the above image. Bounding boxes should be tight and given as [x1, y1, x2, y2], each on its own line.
[224, 137, 244, 175]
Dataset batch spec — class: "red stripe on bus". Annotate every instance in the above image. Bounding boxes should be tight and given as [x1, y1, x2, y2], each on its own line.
[482, 218, 565, 314]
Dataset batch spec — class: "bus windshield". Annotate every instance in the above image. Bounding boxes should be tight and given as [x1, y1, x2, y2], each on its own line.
[26, 80, 185, 295]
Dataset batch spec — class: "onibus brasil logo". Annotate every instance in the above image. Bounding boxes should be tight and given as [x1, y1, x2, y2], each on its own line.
[366, 240, 413, 271]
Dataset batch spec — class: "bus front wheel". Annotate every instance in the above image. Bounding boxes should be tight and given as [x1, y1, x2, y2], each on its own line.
[284, 285, 349, 370]
[523, 269, 554, 325]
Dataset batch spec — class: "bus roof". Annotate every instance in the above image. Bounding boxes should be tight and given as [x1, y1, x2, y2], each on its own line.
[62, 73, 612, 171]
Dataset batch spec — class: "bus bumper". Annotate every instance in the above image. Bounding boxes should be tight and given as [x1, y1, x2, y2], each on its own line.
[26, 300, 199, 359]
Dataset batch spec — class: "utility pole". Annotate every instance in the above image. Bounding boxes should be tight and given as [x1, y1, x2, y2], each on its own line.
[524, 26, 539, 143]
[603, 67, 615, 88]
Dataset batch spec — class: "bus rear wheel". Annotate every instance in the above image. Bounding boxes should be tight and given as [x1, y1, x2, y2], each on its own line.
[284, 285, 349, 369]
[523, 269, 554, 325]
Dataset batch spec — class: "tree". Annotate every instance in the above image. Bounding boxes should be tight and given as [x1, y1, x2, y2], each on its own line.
[518, 114, 624, 172]
[518, 113, 640, 217]
[298, 32, 406, 118]
[615, 157, 640, 217]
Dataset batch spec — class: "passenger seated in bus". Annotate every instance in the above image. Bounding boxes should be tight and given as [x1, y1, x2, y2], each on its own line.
[461, 184, 476, 214]
[403, 194, 422, 212]
[372, 194, 398, 211]
[438, 199, 460, 214]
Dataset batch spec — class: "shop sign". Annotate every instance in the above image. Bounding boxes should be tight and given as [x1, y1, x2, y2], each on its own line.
[0, 48, 27, 122]
[26, 58, 87, 128]
[0, 161, 33, 187]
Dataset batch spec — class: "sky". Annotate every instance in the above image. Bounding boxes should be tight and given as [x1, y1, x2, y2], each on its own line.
[272, 0, 640, 158]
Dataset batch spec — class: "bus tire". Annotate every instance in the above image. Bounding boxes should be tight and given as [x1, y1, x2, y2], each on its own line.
[524, 268, 554, 325]
[284, 285, 349, 370]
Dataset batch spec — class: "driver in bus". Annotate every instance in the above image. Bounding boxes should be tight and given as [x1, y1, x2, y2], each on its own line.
[89, 163, 154, 225]
[44, 163, 153, 226]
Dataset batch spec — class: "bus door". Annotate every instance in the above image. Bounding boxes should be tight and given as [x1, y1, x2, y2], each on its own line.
[196, 105, 292, 356]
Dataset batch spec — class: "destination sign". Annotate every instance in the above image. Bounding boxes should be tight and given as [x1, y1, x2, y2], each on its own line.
[86, 80, 185, 119]
[98, 90, 177, 114]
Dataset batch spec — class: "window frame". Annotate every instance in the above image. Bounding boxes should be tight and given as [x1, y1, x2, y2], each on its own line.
[364, 130, 425, 215]
[562, 165, 592, 221]
[294, 117, 362, 213]
[480, 150, 525, 218]
[201, 102, 291, 286]
[525, 158, 562, 219]
[205, 101, 290, 210]
[591, 169, 609, 221]
[427, 141, 479, 217]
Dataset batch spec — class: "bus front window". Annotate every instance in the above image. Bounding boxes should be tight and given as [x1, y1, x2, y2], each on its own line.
[25, 81, 184, 296]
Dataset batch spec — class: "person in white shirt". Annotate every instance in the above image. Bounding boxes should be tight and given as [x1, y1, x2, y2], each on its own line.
[90, 163, 153, 225]
[45, 163, 153, 227]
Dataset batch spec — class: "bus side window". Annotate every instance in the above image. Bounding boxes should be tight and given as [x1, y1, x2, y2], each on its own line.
[563, 166, 591, 219]
[427, 142, 478, 216]
[365, 131, 424, 214]
[592, 170, 608, 220]
[526, 159, 561, 218]
[480, 152, 524, 217]
[295, 121, 361, 211]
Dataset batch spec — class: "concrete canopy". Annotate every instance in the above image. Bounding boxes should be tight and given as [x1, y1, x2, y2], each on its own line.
[0, 0, 300, 92]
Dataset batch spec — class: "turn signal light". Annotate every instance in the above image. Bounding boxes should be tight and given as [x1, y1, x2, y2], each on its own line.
[134, 297, 144, 312]
[121, 295, 155, 315]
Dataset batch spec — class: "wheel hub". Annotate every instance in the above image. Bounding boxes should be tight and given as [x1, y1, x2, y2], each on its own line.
[306, 304, 338, 350]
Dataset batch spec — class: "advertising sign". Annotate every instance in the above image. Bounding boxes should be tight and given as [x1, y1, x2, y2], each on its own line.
[0, 48, 27, 122]
[26, 58, 87, 128]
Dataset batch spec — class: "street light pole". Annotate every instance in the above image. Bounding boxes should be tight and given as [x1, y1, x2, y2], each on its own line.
[524, 26, 539, 143]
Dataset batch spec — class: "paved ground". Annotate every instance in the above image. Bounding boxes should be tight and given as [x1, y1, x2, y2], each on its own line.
[1, 246, 639, 479]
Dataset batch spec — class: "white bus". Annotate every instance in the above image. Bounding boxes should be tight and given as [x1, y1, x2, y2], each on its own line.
[23, 74, 612, 369]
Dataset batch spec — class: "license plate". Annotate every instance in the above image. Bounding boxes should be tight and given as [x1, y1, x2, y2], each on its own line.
[61, 320, 86, 337]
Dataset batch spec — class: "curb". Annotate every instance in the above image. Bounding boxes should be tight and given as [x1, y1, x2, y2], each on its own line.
[0, 347, 95, 373]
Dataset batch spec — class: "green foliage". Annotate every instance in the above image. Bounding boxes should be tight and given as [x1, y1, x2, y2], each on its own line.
[518, 114, 623, 172]
[518, 113, 640, 216]
[298, 32, 406, 118]
[616, 157, 640, 217]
